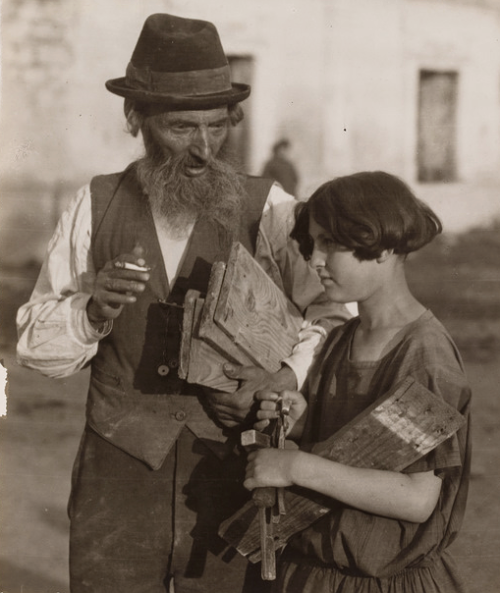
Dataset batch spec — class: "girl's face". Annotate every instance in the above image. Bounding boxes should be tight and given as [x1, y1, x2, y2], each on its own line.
[308, 217, 384, 304]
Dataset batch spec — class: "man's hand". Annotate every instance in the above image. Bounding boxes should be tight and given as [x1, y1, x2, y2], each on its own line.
[204, 364, 298, 428]
[87, 245, 150, 328]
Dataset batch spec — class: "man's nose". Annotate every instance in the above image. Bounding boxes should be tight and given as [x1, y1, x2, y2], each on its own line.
[189, 126, 211, 161]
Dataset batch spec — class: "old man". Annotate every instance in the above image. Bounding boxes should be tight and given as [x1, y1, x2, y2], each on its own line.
[17, 13, 349, 593]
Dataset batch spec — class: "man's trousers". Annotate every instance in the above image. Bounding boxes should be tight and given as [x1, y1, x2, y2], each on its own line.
[68, 425, 269, 593]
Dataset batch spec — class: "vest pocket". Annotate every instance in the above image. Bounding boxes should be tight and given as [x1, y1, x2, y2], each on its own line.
[87, 365, 128, 442]
[87, 365, 185, 469]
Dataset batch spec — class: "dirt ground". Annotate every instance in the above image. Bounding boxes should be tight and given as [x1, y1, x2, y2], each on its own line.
[0, 345, 499, 592]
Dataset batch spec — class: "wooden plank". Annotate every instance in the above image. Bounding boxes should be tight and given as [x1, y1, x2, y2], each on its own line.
[178, 289, 199, 380]
[213, 242, 303, 372]
[199, 260, 226, 330]
[219, 377, 466, 561]
[198, 261, 256, 367]
[186, 297, 239, 393]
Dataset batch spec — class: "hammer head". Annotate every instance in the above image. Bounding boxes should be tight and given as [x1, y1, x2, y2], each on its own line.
[241, 429, 272, 451]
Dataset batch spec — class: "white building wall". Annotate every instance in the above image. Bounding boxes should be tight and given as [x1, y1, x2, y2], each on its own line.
[402, 0, 500, 183]
[0, 0, 330, 190]
[1, 0, 500, 264]
[2, 0, 499, 188]
[319, 0, 406, 194]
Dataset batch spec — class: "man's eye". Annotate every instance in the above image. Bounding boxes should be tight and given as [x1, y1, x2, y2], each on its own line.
[169, 123, 195, 133]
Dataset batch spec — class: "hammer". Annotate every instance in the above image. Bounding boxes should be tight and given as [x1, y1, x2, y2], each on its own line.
[241, 398, 290, 580]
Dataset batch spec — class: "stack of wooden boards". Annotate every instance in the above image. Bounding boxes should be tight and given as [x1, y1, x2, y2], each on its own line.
[178, 242, 304, 392]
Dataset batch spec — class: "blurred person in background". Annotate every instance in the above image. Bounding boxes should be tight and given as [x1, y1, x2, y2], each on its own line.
[262, 138, 300, 197]
[16, 13, 349, 593]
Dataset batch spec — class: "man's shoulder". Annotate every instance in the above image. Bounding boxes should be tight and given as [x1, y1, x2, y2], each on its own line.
[90, 167, 131, 191]
[90, 166, 137, 201]
[91, 170, 124, 183]
[239, 175, 278, 217]
[241, 174, 275, 193]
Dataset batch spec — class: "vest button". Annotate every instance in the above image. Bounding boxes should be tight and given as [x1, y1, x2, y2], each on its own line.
[168, 358, 179, 369]
[157, 364, 170, 376]
[175, 410, 186, 421]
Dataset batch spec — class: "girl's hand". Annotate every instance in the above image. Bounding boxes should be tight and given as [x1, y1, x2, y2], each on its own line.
[254, 389, 308, 438]
[244, 448, 301, 490]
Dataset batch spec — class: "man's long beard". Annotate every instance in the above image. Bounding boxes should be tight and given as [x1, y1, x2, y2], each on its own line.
[135, 141, 244, 242]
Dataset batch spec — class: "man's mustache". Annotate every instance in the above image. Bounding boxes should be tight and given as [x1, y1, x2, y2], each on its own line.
[183, 153, 209, 167]
[158, 151, 219, 174]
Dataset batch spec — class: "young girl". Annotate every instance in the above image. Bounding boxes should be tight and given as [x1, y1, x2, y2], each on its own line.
[244, 171, 471, 593]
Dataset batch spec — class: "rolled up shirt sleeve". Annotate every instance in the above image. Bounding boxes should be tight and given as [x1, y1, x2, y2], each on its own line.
[255, 183, 351, 389]
[16, 185, 109, 378]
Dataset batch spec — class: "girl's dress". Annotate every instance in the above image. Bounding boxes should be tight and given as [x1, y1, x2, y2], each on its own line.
[276, 310, 471, 593]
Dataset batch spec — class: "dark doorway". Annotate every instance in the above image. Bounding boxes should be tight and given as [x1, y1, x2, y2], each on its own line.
[227, 56, 254, 172]
[417, 70, 458, 182]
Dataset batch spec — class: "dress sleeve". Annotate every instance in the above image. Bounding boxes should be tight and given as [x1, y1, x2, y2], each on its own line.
[16, 185, 110, 378]
[401, 360, 471, 475]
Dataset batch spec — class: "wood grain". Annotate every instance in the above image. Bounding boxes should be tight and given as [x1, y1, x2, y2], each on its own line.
[198, 260, 256, 367]
[186, 297, 239, 393]
[178, 289, 199, 380]
[213, 242, 303, 372]
[219, 376, 466, 561]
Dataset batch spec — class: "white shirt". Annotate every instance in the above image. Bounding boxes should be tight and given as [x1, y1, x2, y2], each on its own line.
[16, 181, 350, 386]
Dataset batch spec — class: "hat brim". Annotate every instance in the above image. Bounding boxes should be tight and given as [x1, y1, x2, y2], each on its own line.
[105, 78, 250, 109]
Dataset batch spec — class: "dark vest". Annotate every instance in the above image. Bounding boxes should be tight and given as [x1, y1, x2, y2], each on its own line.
[86, 166, 272, 469]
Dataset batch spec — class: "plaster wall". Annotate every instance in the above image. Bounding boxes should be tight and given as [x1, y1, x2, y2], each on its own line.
[0, 0, 329, 189]
[1, 0, 500, 264]
[402, 0, 500, 183]
[2, 0, 499, 188]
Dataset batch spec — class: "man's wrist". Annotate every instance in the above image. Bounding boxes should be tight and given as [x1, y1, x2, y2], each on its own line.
[86, 298, 112, 334]
[89, 318, 113, 335]
[274, 365, 298, 391]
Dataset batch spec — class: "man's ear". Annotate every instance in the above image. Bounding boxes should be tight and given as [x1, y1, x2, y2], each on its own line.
[124, 99, 143, 138]
[376, 249, 394, 263]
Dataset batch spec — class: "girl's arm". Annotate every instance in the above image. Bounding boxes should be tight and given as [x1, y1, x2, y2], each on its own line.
[244, 449, 442, 523]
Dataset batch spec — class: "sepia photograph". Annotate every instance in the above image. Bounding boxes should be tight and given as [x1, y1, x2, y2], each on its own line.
[1, 0, 499, 591]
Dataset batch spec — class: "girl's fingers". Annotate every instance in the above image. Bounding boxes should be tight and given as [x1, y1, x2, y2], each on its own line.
[243, 477, 256, 491]
[255, 390, 280, 402]
[256, 411, 278, 422]
[259, 400, 280, 412]
[253, 419, 270, 431]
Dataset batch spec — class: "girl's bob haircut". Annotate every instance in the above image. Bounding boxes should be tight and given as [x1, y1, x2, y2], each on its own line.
[291, 171, 442, 261]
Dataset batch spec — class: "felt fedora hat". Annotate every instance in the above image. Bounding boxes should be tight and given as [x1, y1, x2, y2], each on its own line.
[105, 13, 250, 109]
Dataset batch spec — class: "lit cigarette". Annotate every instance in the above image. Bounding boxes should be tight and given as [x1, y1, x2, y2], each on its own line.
[115, 262, 150, 272]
